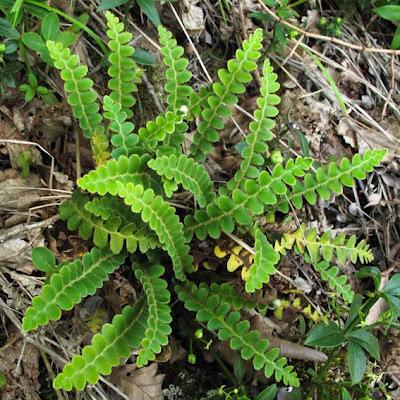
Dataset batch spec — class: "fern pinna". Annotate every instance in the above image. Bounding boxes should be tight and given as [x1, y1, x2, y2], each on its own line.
[23, 12, 387, 392]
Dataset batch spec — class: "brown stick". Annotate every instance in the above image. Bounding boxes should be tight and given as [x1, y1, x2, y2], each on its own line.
[257, 0, 400, 55]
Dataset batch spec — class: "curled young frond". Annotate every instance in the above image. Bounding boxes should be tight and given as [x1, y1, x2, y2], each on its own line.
[228, 59, 280, 190]
[148, 154, 215, 207]
[117, 183, 193, 281]
[245, 230, 280, 293]
[78, 154, 162, 195]
[315, 261, 354, 303]
[276, 149, 388, 213]
[190, 29, 263, 161]
[158, 25, 192, 113]
[176, 282, 299, 387]
[138, 111, 182, 151]
[53, 297, 149, 391]
[133, 264, 172, 367]
[47, 41, 102, 139]
[105, 11, 141, 118]
[103, 95, 138, 159]
[22, 248, 126, 332]
[276, 223, 374, 266]
[60, 191, 159, 254]
[184, 157, 313, 240]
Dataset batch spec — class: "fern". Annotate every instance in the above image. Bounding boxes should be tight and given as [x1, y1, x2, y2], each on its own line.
[148, 154, 215, 207]
[23, 248, 126, 332]
[133, 264, 172, 366]
[60, 191, 159, 253]
[116, 183, 193, 281]
[78, 154, 162, 195]
[277, 223, 373, 265]
[105, 11, 140, 118]
[53, 297, 149, 391]
[103, 95, 138, 159]
[315, 261, 354, 303]
[228, 59, 280, 190]
[276, 149, 387, 213]
[47, 41, 102, 140]
[158, 26, 192, 113]
[184, 157, 313, 240]
[206, 282, 256, 310]
[190, 29, 263, 161]
[245, 230, 280, 293]
[176, 282, 299, 387]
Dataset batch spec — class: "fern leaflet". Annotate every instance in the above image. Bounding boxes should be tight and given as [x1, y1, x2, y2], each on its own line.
[245, 230, 280, 293]
[23, 248, 126, 332]
[105, 11, 141, 118]
[53, 297, 149, 391]
[190, 29, 263, 161]
[47, 41, 102, 139]
[116, 183, 193, 281]
[176, 282, 299, 387]
[228, 58, 279, 190]
[148, 154, 215, 207]
[133, 264, 172, 366]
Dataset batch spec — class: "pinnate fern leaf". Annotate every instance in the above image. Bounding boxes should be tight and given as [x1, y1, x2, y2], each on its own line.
[60, 191, 159, 253]
[245, 230, 280, 293]
[184, 157, 313, 240]
[277, 223, 373, 265]
[47, 41, 102, 139]
[22, 248, 126, 332]
[315, 261, 354, 303]
[78, 154, 161, 195]
[190, 29, 263, 161]
[105, 11, 140, 118]
[148, 154, 215, 207]
[103, 95, 138, 159]
[53, 297, 149, 391]
[277, 149, 387, 212]
[158, 25, 192, 112]
[117, 183, 193, 280]
[133, 264, 172, 367]
[176, 282, 299, 387]
[228, 58, 280, 190]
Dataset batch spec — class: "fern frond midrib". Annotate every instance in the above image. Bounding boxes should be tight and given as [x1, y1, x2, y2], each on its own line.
[36, 252, 116, 318]
[187, 291, 287, 377]
[197, 44, 257, 144]
[185, 173, 284, 235]
[74, 298, 148, 380]
[164, 45, 179, 112]
[276, 156, 373, 208]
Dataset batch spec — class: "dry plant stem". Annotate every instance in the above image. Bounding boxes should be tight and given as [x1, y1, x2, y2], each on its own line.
[41, 351, 66, 400]
[257, 0, 400, 55]
[0, 139, 55, 188]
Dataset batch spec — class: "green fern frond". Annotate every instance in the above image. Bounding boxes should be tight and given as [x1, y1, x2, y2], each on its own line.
[190, 29, 263, 161]
[187, 86, 209, 121]
[205, 282, 256, 310]
[60, 191, 159, 253]
[276, 223, 373, 265]
[245, 230, 280, 293]
[228, 59, 280, 190]
[117, 183, 193, 281]
[138, 111, 182, 151]
[22, 248, 126, 332]
[158, 25, 192, 113]
[176, 283, 299, 387]
[92, 131, 111, 165]
[184, 157, 313, 240]
[78, 154, 162, 195]
[47, 41, 102, 139]
[315, 261, 354, 303]
[103, 95, 138, 159]
[53, 297, 149, 391]
[133, 264, 172, 366]
[105, 11, 140, 118]
[148, 154, 215, 207]
[276, 149, 387, 213]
